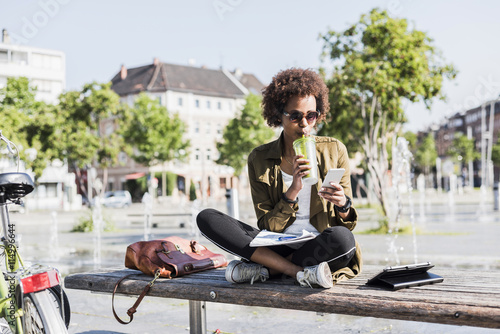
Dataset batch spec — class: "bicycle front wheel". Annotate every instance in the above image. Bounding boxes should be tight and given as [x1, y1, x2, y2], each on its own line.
[23, 289, 68, 334]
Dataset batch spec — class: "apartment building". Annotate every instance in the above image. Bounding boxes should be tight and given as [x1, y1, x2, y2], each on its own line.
[106, 58, 264, 201]
[425, 98, 500, 187]
[0, 29, 82, 210]
[0, 29, 65, 104]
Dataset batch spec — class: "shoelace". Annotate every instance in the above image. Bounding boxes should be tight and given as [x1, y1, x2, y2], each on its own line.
[239, 264, 266, 285]
[299, 269, 316, 288]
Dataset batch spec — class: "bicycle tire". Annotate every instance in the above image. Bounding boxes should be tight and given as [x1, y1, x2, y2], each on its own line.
[23, 289, 68, 334]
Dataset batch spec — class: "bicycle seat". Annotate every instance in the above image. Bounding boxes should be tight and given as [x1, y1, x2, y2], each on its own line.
[0, 172, 35, 199]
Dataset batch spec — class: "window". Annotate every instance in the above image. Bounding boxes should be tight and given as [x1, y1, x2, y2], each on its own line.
[32, 79, 51, 93]
[52, 81, 63, 96]
[207, 101, 211, 109]
[178, 97, 183, 106]
[45, 183, 58, 197]
[51, 55, 62, 70]
[194, 121, 200, 133]
[32, 53, 62, 70]
[105, 123, 114, 136]
[206, 122, 211, 134]
[11, 51, 27, 65]
[217, 101, 222, 110]
[0, 50, 7, 62]
[206, 149, 211, 161]
[195, 99, 200, 108]
[195, 148, 200, 161]
[118, 152, 128, 164]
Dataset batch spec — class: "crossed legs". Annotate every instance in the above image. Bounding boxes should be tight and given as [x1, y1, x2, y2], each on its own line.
[196, 208, 356, 279]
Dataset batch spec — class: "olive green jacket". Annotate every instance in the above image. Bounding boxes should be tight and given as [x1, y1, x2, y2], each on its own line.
[247, 132, 362, 283]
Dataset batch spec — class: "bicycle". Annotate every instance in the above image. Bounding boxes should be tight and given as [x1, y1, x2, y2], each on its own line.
[0, 131, 70, 333]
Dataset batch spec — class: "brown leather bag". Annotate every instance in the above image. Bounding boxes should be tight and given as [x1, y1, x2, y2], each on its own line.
[113, 236, 227, 324]
[125, 236, 227, 277]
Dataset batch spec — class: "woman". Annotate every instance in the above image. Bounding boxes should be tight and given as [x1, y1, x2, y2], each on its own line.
[197, 68, 361, 288]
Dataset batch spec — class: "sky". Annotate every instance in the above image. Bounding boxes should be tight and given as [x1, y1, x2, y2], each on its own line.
[1, 0, 499, 132]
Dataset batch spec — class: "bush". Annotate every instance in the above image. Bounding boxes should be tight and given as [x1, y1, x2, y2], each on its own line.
[71, 210, 115, 232]
[166, 172, 177, 195]
[189, 180, 197, 201]
[155, 171, 178, 196]
[360, 217, 413, 235]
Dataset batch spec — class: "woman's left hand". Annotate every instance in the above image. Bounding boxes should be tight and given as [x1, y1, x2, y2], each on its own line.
[318, 183, 347, 207]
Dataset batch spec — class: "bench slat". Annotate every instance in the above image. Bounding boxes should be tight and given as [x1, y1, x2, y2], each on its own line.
[64, 266, 500, 329]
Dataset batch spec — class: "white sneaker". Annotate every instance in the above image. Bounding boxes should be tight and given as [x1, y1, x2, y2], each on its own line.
[296, 262, 333, 288]
[225, 260, 269, 284]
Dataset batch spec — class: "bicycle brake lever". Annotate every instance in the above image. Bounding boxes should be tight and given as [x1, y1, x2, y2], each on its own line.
[5, 141, 15, 155]
[0, 131, 16, 154]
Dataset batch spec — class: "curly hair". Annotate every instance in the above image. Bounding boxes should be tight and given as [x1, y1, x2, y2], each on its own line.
[261, 68, 330, 128]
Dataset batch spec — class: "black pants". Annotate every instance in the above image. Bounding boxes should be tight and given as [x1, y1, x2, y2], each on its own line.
[196, 208, 356, 273]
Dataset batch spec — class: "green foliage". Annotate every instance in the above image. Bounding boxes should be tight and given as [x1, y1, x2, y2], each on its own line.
[318, 8, 457, 216]
[166, 172, 177, 196]
[56, 82, 124, 169]
[447, 133, 479, 163]
[71, 216, 94, 233]
[359, 216, 413, 235]
[71, 210, 115, 232]
[189, 180, 197, 201]
[120, 93, 189, 166]
[216, 94, 275, 176]
[126, 177, 147, 201]
[404, 131, 418, 150]
[154, 171, 178, 196]
[492, 137, 500, 167]
[415, 133, 438, 173]
[0, 77, 57, 179]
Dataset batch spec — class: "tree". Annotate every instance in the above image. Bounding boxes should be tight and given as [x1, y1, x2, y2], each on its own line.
[189, 180, 197, 201]
[415, 133, 438, 186]
[56, 82, 124, 195]
[448, 133, 479, 187]
[319, 8, 457, 217]
[447, 133, 479, 163]
[0, 77, 56, 179]
[491, 137, 500, 183]
[120, 93, 189, 190]
[403, 131, 418, 151]
[447, 133, 479, 185]
[216, 94, 275, 176]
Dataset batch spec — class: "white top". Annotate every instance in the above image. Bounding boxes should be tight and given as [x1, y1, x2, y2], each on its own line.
[281, 171, 320, 238]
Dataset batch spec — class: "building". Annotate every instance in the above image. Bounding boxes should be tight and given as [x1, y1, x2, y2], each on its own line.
[105, 59, 265, 201]
[0, 29, 65, 104]
[426, 98, 500, 188]
[0, 29, 81, 211]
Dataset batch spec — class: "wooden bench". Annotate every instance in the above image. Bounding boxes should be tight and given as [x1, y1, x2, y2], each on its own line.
[64, 266, 500, 333]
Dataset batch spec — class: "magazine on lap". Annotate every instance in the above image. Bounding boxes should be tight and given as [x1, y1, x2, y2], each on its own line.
[249, 230, 316, 247]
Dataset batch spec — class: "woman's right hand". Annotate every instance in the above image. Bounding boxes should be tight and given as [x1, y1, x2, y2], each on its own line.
[285, 154, 311, 201]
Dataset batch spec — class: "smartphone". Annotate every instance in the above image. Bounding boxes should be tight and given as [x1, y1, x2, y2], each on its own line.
[321, 168, 345, 188]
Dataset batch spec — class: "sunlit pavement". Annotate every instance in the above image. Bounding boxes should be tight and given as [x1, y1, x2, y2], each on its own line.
[8, 189, 500, 334]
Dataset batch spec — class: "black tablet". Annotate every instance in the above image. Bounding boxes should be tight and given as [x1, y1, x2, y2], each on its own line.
[366, 262, 444, 290]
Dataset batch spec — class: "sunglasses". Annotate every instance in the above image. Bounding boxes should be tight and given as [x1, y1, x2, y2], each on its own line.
[282, 110, 321, 123]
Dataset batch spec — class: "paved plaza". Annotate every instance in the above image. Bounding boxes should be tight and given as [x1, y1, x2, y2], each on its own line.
[8, 189, 500, 333]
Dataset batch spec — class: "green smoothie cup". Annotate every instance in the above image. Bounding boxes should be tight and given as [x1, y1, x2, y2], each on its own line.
[292, 136, 318, 185]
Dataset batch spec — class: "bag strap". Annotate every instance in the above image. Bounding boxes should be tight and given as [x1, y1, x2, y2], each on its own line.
[112, 270, 161, 324]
